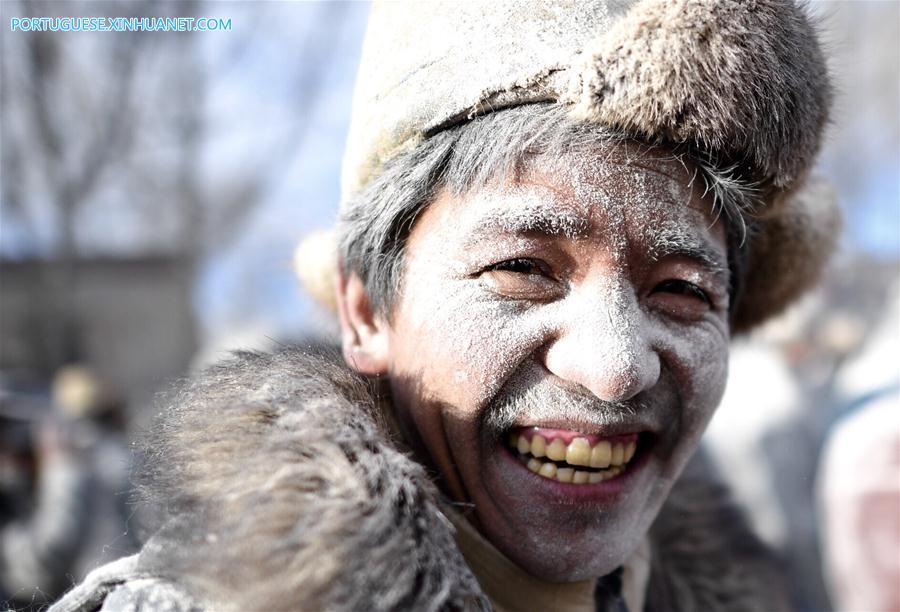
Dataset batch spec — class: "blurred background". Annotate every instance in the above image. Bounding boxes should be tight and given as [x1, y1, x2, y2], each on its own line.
[0, 1, 896, 611]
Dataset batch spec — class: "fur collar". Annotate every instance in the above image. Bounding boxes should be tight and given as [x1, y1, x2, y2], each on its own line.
[133, 346, 788, 611]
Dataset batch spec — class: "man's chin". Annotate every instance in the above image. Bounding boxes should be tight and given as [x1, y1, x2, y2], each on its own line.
[505, 541, 635, 583]
[470, 435, 665, 582]
[477, 507, 647, 583]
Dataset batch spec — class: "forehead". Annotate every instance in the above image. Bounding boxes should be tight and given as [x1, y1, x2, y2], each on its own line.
[417, 145, 726, 265]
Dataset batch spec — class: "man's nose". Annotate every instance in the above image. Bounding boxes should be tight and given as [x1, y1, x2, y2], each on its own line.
[542, 283, 660, 402]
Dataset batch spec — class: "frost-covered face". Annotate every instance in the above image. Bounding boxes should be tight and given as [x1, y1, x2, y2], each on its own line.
[340, 145, 731, 581]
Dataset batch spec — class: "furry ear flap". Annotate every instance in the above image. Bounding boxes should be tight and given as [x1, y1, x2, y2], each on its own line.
[732, 177, 841, 334]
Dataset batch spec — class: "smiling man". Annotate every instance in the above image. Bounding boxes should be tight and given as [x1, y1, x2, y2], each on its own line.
[51, 1, 838, 611]
[340, 134, 736, 584]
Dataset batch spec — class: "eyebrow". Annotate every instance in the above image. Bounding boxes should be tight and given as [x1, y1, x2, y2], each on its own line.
[466, 205, 590, 241]
[650, 227, 729, 276]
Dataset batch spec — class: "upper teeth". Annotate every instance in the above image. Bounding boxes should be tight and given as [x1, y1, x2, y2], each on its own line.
[511, 433, 636, 468]
[509, 432, 637, 484]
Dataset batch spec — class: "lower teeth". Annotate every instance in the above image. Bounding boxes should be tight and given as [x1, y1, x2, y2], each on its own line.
[521, 453, 624, 484]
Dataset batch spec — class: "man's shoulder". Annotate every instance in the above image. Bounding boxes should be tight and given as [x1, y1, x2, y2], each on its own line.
[137, 342, 382, 516]
[120, 342, 488, 611]
[184, 342, 370, 407]
[48, 555, 200, 612]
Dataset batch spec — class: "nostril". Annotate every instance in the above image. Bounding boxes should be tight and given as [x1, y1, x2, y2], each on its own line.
[532, 343, 551, 366]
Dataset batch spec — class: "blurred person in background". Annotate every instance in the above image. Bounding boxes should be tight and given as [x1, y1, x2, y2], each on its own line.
[1, 398, 91, 609]
[817, 285, 900, 611]
[49, 367, 139, 586]
[0, 366, 136, 610]
[0, 409, 39, 606]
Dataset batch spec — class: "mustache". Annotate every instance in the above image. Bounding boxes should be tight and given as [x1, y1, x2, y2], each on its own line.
[481, 374, 648, 440]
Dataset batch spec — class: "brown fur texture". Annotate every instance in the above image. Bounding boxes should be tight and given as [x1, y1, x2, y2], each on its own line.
[134, 346, 488, 612]
[734, 176, 841, 332]
[54, 346, 790, 611]
[567, 0, 830, 192]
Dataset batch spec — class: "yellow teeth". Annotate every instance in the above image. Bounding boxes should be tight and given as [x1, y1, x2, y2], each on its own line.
[556, 467, 575, 483]
[511, 434, 636, 468]
[565, 438, 591, 466]
[519, 454, 624, 484]
[611, 444, 624, 466]
[510, 432, 638, 484]
[546, 438, 567, 461]
[590, 442, 611, 468]
[530, 435, 546, 458]
[538, 462, 557, 479]
[517, 436, 530, 455]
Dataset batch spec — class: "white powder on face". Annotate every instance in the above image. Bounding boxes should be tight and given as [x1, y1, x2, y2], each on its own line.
[398, 143, 728, 424]
[475, 191, 590, 241]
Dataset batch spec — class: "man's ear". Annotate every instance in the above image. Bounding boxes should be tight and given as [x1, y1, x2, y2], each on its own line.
[336, 268, 390, 376]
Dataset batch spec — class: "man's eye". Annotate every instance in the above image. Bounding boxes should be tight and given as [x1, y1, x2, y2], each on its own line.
[486, 258, 547, 276]
[652, 279, 711, 305]
[479, 258, 561, 300]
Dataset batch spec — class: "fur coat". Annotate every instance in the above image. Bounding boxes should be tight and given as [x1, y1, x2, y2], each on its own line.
[51, 346, 790, 612]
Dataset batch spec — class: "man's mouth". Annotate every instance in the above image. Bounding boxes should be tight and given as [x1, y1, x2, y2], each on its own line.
[506, 427, 640, 485]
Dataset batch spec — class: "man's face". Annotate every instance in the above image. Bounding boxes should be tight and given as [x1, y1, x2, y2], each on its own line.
[374, 146, 730, 580]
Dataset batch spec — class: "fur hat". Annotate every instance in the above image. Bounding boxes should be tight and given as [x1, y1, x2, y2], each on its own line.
[297, 0, 838, 334]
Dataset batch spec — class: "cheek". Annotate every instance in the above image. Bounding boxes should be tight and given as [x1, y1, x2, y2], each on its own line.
[687, 339, 729, 431]
[655, 320, 729, 439]
[390, 274, 548, 416]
